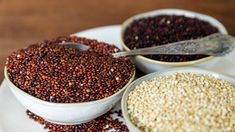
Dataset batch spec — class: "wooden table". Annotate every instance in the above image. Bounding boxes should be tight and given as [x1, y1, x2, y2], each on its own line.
[0, 0, 235, 81]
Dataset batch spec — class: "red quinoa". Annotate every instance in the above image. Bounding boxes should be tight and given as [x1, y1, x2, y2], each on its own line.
[26, 110, 129, 132]
[6, 37, 134, 103]
[123, 15, 219, 62]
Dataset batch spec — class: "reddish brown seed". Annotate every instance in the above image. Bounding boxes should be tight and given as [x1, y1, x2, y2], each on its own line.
[124, 15, 219, 62]
[26, 110, 129, 132]
[6, 36, 135, 103]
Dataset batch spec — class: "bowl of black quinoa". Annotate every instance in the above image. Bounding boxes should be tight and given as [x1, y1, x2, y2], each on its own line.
[4, 36, 135, 125]
[120, 9, 228, 73]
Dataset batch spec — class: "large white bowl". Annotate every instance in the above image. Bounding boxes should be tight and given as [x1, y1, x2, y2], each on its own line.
[121, 67, 235, 132]
[4, 67, 135, 125]
[120, 9, 228, 73]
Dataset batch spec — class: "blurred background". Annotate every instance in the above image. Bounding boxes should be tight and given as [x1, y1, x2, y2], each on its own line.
[0, 0, 234, 81]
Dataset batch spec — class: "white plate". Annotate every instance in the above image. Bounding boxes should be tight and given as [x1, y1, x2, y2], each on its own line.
[0, 25, 235, 132]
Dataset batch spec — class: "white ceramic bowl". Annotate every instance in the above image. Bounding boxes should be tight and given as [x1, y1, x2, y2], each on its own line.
[121, 67, 235, 132]
[4, 67, 135, 125]
[120, 9, 228, 73]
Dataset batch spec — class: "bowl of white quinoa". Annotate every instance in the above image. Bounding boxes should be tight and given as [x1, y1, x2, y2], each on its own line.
[121, 67, 235, 132]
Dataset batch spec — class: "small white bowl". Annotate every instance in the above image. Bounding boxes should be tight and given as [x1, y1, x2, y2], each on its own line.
[4, 67, 135, 125]
[121, 67, 235, 132]
[120, 9, 228, 73]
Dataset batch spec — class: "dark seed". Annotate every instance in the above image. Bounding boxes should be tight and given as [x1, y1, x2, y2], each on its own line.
[123, 15, 219, 62]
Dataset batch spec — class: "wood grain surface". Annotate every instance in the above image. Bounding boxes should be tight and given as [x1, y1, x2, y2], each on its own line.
[0, 0, 235, 81]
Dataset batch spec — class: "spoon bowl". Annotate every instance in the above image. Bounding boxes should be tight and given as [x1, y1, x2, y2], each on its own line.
[58, 42, 90, 51]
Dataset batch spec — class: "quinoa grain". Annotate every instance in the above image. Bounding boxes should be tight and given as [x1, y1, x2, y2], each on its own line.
[27, 110, 128, 132]
[127, 73, 235, 131]
[6, 36, 134, 103]
[124, 15, 219, 62]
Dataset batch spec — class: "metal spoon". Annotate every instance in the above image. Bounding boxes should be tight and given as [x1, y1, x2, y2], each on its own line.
[58, 42, 90, 51]
[59, 33, 235, 57]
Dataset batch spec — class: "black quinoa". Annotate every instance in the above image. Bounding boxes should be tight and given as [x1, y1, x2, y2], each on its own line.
[6, 37, 134, 103]
[124, 15, 219, 62]
[26, 110, 129, 132]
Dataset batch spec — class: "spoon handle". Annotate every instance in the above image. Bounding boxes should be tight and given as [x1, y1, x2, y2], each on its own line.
[113, 33, 235, 58]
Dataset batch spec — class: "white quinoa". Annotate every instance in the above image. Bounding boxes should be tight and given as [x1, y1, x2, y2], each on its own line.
[127, 73, 235, 131]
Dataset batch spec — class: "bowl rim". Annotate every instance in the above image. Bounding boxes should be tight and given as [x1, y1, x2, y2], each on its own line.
[121, 67, 235, 130]
[120, 8, 228, 66]
[4, 66, 136, 106]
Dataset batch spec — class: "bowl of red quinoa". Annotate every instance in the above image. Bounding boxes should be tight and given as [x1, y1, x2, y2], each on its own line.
[121, 67, 235, 131]
[120, 9, 228, 73]
[4, 36, 135, 125]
